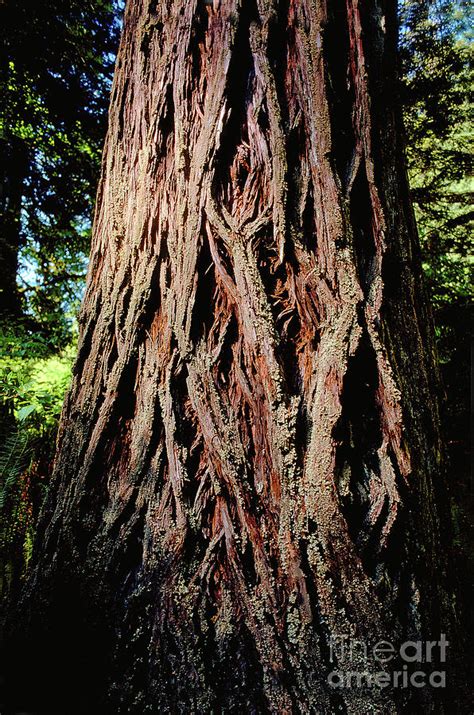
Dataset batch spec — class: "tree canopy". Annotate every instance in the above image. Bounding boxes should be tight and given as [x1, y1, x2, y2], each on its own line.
[0, 0, 122, 595]
[400, 0, 473, 467]
[0, 0, 121, 343]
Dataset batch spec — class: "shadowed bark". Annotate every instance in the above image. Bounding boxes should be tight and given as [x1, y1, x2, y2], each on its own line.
[4, 1, 462, 712]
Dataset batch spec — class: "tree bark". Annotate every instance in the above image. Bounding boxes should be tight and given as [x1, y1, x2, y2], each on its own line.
[6, 0, 461, 712]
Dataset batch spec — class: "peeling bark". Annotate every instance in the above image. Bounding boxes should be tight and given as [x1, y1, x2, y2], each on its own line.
[6, 1, 461, 712]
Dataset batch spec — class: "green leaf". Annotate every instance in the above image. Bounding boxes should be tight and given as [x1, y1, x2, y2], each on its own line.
[17, 404, 36, 422]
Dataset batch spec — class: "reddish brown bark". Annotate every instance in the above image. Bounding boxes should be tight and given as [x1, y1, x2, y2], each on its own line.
[5, 1, 461, 712]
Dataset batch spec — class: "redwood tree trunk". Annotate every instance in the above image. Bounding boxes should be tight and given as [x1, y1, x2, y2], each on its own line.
[6, 0, 460, 712]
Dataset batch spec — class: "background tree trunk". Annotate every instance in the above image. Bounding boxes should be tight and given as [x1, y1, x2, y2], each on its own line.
[5, 0, 462, 712]
[0, 135, 27, 317]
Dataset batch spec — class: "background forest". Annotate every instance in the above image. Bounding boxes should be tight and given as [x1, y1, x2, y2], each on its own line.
[0, 0, 472, 616]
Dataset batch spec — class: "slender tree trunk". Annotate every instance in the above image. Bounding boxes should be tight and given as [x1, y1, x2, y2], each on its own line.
[5, 1, 461, 712]
[0, 135, 27, 318]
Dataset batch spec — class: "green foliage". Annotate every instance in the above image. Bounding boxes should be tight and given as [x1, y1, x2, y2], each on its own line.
[0, 430, 30, 513]
[0, 427, 32, 593]
[0, 324, 75, 593]
[400, 0, 473, 323]
[0, 329, 74, 434]
[0, 0, 122, 594]
[0, 0, 122, 341]
[400, 0, 473, 460]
